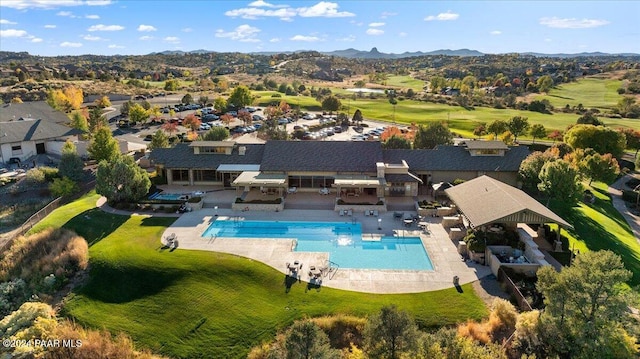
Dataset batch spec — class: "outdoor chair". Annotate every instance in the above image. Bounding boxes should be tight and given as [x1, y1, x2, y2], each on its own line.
[347, 209, 353, 216]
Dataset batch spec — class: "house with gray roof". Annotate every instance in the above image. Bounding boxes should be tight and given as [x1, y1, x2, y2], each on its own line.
[149, 139, 530, 209]
[0, 118, 82, 165]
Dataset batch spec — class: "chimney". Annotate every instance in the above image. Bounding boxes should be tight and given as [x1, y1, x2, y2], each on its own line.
[238, 146, 246, 156]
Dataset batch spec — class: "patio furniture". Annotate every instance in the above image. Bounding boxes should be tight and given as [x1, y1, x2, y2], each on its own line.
[287, 187, 297, 194]
[339, 209, 345, 216]
[347, 209, 353, 216]
[373, 210, 379, 217]
[393, 211, 403, 219]
[403, 217, 413, 227]
[319, 187, 330, 195]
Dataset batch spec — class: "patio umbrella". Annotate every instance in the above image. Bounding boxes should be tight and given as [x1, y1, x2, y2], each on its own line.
[431, 182, 453, 192]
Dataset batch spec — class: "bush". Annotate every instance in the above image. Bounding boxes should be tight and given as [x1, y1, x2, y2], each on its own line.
[187, 196, 202, 203]
[25, 168, 45, 184]
[488, 298, 517, 334]
[49, 177, 78, 197]
[0, 279, 29, 317]
[457, 320, 491, 344]
[39, 166, 60, 182]
[311, 314, 367, 349]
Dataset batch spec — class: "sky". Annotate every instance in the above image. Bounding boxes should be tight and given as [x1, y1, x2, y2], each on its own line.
[0, 0, 638, 56]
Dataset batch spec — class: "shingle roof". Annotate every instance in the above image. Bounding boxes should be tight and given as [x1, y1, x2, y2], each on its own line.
[148, 143, 264, 169]
[444, 175, 571, 228]
[0, 119, 81, 144]
[260, 141, 383, 172]
[464, 140, 508, 150]
[0, 101, 70, 124]
[383, 145, 530, 172]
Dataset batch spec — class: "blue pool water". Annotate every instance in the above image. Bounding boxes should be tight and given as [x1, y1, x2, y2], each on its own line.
[202, 220, 433, 271]
[150, 193, 186, 201]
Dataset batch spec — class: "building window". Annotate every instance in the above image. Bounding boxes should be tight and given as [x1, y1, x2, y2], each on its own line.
[11, 145, 22, 155]
[172, 169, 189, 181]
[199, 146, 227, 154]
[194, 170, 217, 182]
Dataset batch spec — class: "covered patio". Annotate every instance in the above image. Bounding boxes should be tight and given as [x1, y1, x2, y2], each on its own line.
[232, 171, 288, 199]
[334, 175, 385, 200]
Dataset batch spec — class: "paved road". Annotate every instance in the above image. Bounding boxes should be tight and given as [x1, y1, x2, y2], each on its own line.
[608, 174, 640, 242]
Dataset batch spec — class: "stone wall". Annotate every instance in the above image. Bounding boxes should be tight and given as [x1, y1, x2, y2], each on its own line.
[232, 202, 284, 212]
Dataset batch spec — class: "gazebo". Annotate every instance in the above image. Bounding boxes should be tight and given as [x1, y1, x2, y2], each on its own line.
[444, 175, 572, 233]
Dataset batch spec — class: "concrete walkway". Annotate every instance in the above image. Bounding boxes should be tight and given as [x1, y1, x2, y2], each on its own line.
[607, 174, 640, 242]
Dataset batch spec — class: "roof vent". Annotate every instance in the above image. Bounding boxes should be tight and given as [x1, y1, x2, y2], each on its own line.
[238, 146, 246, 156]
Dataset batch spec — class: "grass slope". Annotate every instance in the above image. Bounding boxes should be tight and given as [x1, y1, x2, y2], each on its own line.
[549, 182, 640, 286]
[35, 193, 487, 358]
[532, 77, 624, 110]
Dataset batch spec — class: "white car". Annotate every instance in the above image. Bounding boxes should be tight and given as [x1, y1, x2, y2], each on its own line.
[199, 123, 211, 131]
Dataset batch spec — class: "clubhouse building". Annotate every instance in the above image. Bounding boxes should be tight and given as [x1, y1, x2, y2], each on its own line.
[149, 140, 529, 211]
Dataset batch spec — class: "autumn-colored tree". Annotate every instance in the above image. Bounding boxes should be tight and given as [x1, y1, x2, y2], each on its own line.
[128, 103, 150, 126]
[182, 114, 201, 132]
[94, 95, 111, 109]
[161, 122, 178, 136]
[279, 100, 291, 114]
[380, 126, 404, 141]
[548, 130, 563, 143]
[238, 110, 252, 126]
[63, 85, 83, 110]
[473, 124, 486, 138]
[220, 114, 233, 127]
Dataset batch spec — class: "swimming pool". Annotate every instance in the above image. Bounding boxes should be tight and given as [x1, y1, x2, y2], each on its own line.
[150, 193, 187, 201]
[201, 220, 433, 271]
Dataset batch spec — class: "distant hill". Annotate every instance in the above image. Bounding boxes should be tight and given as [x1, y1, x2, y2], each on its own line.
[521, 51, 640, 58]
[323, 47, 484, 58]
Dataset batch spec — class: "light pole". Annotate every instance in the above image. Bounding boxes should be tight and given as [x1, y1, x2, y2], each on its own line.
[214, 205, 218, 217]
[378, 218, 382, 230]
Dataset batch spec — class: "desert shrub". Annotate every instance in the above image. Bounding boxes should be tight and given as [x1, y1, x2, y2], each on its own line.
[39, 166, 60, 182]
[311, 314, 367, 349]
[0, 278, 29, 317]
[487, 298, 518, 335]
[457, 320, 491, 344]
[511, 310, 544, 357]
[0, 301, 57, 357]
[0, 228, 88, 293]
[25, 168, 45, 184]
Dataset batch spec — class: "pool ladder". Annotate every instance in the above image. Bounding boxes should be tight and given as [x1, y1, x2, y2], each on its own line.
[323, 260, 339, 280]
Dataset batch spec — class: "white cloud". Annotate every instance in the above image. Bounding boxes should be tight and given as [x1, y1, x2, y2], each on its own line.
[337, 34, 356, 42]
[44, 24, 56, 28]
[298, 2, 354, 17]
[366, 28, 384, 36]
[182, 27, 192, 32]
[225, 7, 297, 21]
[82, 34, 102, 40]
[369, 22, 385, 27]
[226, 1, 353, 21]
[163, 36, 180, 44]
[269, 37, 281, 42]
[60, 41, 82, 47]
[490, 30, 502, 35]
[137, 24, 157, 32]
[215, 24, 261, 42]
[248, 0, 286, 7]
[0, 19, 17, 24]
[139, 35, 153, 40]
[85, 14, 100, 19]
[0, 29, 27, 37]
[31, 37, 42, 42]
[380, 11, 397, 18]
[57, 11, 74, 17]
[1, 0, 110, 10]
[290, 34, 321, 42]
[544, 38, 552, 42]
[399, 32, 407, 37]
[539, 17, 609, 29]
[88, 24, 124, 31]
[108, 44, 124, 48]
[424, 10, 459, 21]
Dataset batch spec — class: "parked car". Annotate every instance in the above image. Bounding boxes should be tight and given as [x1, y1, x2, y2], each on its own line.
[252, 114, 264, 122]
[333, 126, 343, 133]
[202, 114, 219, 121]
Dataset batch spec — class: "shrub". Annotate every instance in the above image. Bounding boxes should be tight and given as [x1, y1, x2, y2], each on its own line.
[25, 168, 45, 184]
[187, 196, 202, 203]
[49, 177, 78, 197]
[0, 279, 29, 317]
[488, 298, 518, 334]
[457, 320, 491, 344]
[39, 166, 60, 182]
[311, 314, 367, 349]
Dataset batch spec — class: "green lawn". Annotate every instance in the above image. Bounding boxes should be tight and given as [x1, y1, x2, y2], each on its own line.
[549, 182, 640, 286]
[33, 193, 487, 358]
[385, 75, 426, 91]
[532, 77, 624, 111]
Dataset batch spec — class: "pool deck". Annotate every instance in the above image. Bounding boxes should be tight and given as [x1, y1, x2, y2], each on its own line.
[163, 207, 491, 294]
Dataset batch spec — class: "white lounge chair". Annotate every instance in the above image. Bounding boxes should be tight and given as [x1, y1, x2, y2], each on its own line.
[347, 209, 353, 216]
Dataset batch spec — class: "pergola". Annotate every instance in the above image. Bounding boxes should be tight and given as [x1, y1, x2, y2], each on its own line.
[444, 175, 572, 231]
[333, 175, 385, 197]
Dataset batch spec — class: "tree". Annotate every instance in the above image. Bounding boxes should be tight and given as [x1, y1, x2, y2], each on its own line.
[87, 107, 107, 133]
[352, 109, 363, 127]
[94, 96, 111, 109]
[128, 103, 150, 126]
[70, 111, 89, 133]
[228, 85, 253, 108]
[473, 124, 486, 138]
[507, 116, 529, 142]
[182, 114, 201, 132]
[537, 251, 636, 359]
[181, 93, 193, 104]
[214, 97, 227, 112]
[88, 126, 119, 162]
[58, 141, 84, 182]
[198, 95, 209, 107]
[220, 114, 233, 128]
[580, 152, 620, 185]
[538, 159, 582, 204]
[284, 320, 339, 359]
[321, 96, 341, 115]
[120, 100, 134, 116]
[161, 122, 178, 138]
[96, 155, 150, 203]
[164, 79, 179, 91]
[382, 135, 412, 149]
[499, 130, 515, 145]
[201, 127, 229, 141]
[577, 112, 603, 126]
[149, 130, 169, 150]
[364, 305, 419, 359]
[529, 124, 546, 144]
[548, 129, 562, 143]
[536, 75, 554, 93]
[238, 110, 252, 126]
[564, 124, 626, 158]
[486, 120, 508, 138]
[519, 151, 557, 190]
[413, 122, 453, 149]
[619, 128, 640, 157]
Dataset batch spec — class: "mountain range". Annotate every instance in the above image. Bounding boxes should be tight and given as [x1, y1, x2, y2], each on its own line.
[150, 47, 639, 59]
